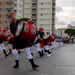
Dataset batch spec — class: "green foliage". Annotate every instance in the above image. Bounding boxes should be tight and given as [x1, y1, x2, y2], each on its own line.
[18, 18, 30, 21]
[64, 29, 75, 37]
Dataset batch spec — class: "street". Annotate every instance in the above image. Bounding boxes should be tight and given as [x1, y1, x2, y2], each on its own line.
[0, 44, 75, 75]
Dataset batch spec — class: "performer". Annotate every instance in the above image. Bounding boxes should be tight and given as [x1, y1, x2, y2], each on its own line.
[32, 27, 45, 57]
[7, 31, 21, 54]
[43, 32, 52, 56]
[38, 27, 45, 56]
[2, 28, 12, 54]
[0, 28, 9, 57]
[56, 36, 63, 47]
[9, 11, 39, 69]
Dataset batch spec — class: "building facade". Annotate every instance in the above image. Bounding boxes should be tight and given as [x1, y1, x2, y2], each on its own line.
[0, 0, 56, 34]
[0, 0, 23, 28]
[24, 0, 56, 34]
[14, 0, 23, 19]
[0, 0, 14, 28]
[56, 28, 68, 38]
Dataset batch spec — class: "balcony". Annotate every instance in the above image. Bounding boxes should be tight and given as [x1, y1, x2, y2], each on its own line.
[52, 8, 55, 10]
[32, 10, 36, 14]
[6, 5, 13, 10]
[31, 16, 36, 19]
[52, 13, 55, 15]
[6, 13, 9, 16]
[6, 0, 13, 3]
[7, 5, 13, 8]
[52, 24, 55, 27]
[32, 2, 36, 5]
[32, 5, 36, 8]
[32, 0, 36, 2]
[6, 8, 13, 10]
[52, 23, 55, 26]
[52, 3, 56, 5]
[7, 11, 11, 14]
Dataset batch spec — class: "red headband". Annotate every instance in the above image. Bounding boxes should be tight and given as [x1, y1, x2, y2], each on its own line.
[39, 27, 44, 31]
[27, 20, 33, 24]
[10, 12, 16, 17]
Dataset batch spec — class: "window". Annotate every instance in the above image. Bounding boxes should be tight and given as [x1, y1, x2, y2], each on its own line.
[8, 10, 11, 12]
[32, 2, 36, 5]
[32, 3, 36, 5]
[7, 10, 11, 13]
[41, 14, 43, 16]
[14, 10, 17, 12]
[14, 4, 17, 7]
[41, 3, 43, 5]
[0, 2, 1, 5]
[32, 14, 36, 16]
[19, 10, 21, 13]
[32, 9, 36, 10]
[0, 8, 1, 11]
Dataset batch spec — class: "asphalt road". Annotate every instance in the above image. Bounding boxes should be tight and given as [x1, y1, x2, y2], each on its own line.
[0, 44, 75, 75]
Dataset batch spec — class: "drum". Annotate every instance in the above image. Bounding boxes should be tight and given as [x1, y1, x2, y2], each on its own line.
[0, 28, 8, 41]
[15, 20, 37, 40]
[47, 35, 54, 42]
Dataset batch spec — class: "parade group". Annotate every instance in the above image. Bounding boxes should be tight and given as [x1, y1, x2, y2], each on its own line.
[0, 12, 64, 70]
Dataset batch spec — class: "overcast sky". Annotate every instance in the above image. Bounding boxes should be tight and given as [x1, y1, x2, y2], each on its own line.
[56, 0, 75, 28]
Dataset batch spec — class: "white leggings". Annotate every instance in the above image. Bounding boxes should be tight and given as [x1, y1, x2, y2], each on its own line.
[12, 49, 19, 60]
[33, 43, 41, 51]
[0, 43, 5, 51]
[24, 47, 33, 59]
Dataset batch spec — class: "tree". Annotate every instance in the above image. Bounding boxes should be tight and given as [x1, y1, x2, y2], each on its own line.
[64, 29, 75, 37]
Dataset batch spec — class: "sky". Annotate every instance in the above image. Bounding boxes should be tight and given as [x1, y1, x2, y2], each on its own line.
[56, 0, 75, 28]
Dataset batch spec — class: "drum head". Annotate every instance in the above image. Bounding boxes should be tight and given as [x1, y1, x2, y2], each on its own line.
[15, 21, 24, 36]
[43, 32, 49, 39]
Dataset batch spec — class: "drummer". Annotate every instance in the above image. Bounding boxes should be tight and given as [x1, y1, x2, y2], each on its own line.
[0, 28, 9, 57]
[9, 11, 39, 70]
[30, 27, 45, 57]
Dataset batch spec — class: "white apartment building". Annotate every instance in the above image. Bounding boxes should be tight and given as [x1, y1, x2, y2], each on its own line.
[24, 0, 32, 19]
[6, 0, 23, 28]
[14, 0, 23, 19]
[0, 0, 24, 28]
[56, 28, 68, 38]
[0, 0, 56, 33]
[37, 0, 52, 33]
[24, 0, 56, 34]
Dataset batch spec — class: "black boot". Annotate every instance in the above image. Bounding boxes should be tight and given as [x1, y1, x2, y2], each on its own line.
[44, 49, 47, 53]
[31, 53, 33, 56]
[13, 60, 19, 68]
[9, 49, 11, 54]
[29, 59, 39, 69]
[3, 49, 8, 57]
[41, 50, 44, 56]
[18, 50, 21, 54]
[38, 51, 43, 57]
[47, 50, 52, 54]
